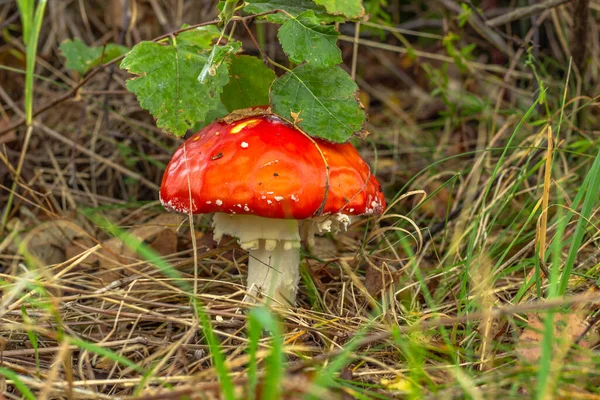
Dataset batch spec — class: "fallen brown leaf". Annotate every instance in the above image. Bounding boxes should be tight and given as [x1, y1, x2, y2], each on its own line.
[516, 311, 598, 363]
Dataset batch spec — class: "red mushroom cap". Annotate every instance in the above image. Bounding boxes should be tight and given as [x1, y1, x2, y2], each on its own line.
[159, 114, 385, 219]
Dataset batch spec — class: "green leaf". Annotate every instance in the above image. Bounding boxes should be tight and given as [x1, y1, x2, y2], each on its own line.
[221, 55, 275, 111]
[120, 40, 232, 136]
[199, 42, 241, 84]
[177, 25, 221, 48]
[458, 3, 473, 27]
[191, 101, 229, 131]
[219, 0, 238, 25]
[313, 0, 365, 19]
[60, 38, 128, 75]
[278, 11, 341, 67]
[270, 64, 365, 143]
[243, 0, 343, 24]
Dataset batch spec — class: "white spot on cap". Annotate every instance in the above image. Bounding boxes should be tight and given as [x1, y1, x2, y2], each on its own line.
[241, 141, 249, 148]
[206, 201, 212, 204]
[216, 199, 223, 206]
[266, 191, 274, 195]
[291, 194, 299, 202]
[237, 204, 242, 208]
[244, 205, 250, 211]
[267, 200, 273, 204]
[349, 208, 354, 212]
[261, 195, 267, 200]
[274, 196, 284, 202]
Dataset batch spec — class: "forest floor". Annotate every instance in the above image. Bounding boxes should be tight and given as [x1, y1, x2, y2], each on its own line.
[1, 1, 599, 399]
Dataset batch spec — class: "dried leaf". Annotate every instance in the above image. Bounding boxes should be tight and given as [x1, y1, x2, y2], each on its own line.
[516, 312, 598, 363]
[20, 220, 84, 266]
[65, 213, 184, 284]
[364, 263, 394, 298]
[364, 264, 383, 297]
[148, 228, 178, 256]
[101, 213, 183, 264]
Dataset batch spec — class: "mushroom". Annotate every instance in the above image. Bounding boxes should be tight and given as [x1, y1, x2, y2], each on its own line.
[159, 111, 385, 306]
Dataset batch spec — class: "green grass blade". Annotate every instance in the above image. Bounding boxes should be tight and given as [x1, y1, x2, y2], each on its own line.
[305, 325, 371, 399]
[27, 0, 47, 117]
[16, 0, 33, 45]
[535, 197, 566, 398]
[248, 307, 284, 400]
[0, 367, 37, 400]
[1, 0, 47, 233]
[247, 311, 261, 400]
[20, 306, 40, 376]
[558, 148, 600, 294]
[193, 299, 236, 400]
[24, 0, 47, 124]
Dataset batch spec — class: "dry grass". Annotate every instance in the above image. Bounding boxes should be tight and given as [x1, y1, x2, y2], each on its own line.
[1, 1, 600, 399]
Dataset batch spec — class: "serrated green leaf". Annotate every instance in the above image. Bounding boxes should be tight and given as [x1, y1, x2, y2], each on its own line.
[313, 0, 365, 19]
[60, 38, 128, 75]
[177, 25, 221, 48]
[243, 0, 343, 24]
[278, 11, 341, 67]
[222, 55, 275, 111]
[120, 41, 231, 136]
[199, 42, 241, 84]
[270, 64, 365, 143]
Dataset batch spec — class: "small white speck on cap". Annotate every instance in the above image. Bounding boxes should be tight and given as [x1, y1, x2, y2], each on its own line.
[237, 204, 242, 208]
[244, 205, 250, 211]
[241, 142, 249, 148]
[216, 199, 223, 206]
[290, 194, 299, 202]
[267, 200, 273, 204]
[206, 201, 212, 204]
[274, 196, 284, 202]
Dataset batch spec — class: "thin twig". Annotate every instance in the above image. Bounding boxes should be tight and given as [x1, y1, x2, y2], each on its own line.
[486, 0, 571, 27]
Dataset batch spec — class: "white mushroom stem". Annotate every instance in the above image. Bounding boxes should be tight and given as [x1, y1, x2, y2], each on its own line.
[212, 213, 301, 306]
[211, 212, 351, 306]
[246, 239, 300, 306]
